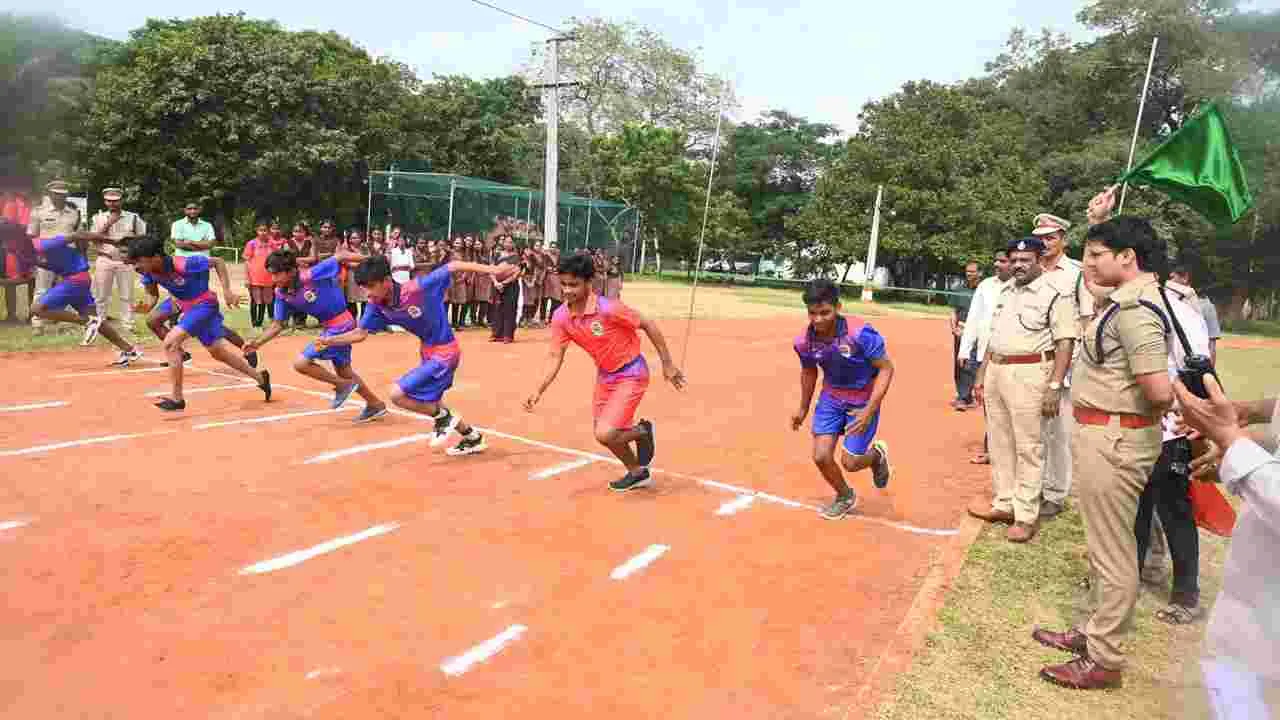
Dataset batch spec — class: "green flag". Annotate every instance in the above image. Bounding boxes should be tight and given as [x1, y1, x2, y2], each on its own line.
[1119, 103, 1254, 226]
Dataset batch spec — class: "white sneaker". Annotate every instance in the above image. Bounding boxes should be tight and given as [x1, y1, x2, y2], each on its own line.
[81, 316, 102, 346]
[429, 409, 460, 447]
[111, 348, 143, 367]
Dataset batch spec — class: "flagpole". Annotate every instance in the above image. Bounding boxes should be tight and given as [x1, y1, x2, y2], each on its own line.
[1119, 36, 1159, 215]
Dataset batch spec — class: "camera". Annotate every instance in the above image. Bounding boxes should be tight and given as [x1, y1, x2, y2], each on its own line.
[1177, 354, 1218, 400]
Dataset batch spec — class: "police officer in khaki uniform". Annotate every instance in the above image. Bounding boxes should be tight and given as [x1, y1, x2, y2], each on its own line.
[1034, 187, 1173, 690]
[26, 180, 81, 334]
[90, 187, 147, 329]
[969, 236, 1077, 543]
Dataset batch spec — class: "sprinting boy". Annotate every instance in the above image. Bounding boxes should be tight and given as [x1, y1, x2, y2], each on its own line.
[791, 279, 895, 519]
[523, 253, 686, 492]
[241, 249, 388, 423]
[28, 231, 143, 364]
[312, 254, 517, 455]
[127, 236, 271, 411]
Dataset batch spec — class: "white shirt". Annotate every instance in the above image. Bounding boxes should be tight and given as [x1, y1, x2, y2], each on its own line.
[1160, 288, 1211, 441]
[957, 275, 1005, 362]
[1209, 429, 1280, 683]
[389, 247, 413, 284]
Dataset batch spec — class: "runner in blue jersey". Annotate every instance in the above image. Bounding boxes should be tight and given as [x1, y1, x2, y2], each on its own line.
[313, 254, 518, 456]
[29, 231, 143, 363]
[241, 249, 388, 423]
[127, 236, 271, 411]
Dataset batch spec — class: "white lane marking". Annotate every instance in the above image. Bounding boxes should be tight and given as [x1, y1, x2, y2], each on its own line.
[305, 667, 342, 680]
[194, 408, 351, 430]
[51, 366, 171, 378]
[0, 518, 32, 531]
[0, 431, 171, 457]
[440, 624, 528, 677]
[303, 433, 435, 465]
[491, 600, 507, 609]
[715, 495, 756, 516]
[610, 544, 670, 580]
[238, 523, 400, 575]
[145, 383, 254, 397]
[0, 401, 68, 413]
[529, 458, 594, 480]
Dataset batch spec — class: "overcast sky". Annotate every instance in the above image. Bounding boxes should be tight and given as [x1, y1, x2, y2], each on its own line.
[8, 0, 1280, 133]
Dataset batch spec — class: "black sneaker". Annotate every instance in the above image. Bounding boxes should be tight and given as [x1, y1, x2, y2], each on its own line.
[258, 369, 272, 402]
[353, 405, 389, 424]
[246, 351, 259, 369]
[609, 468, 654, 492]
[634, 419, 655, 467]
[871, 440, 892, 489]
[430, 408, 459, 448]
[446, 432, 487, 456]
[154, 397, 186, 412]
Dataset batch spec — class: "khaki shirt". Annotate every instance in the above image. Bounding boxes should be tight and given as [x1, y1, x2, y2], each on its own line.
[90, 210, 146, 262]
[26, 199, 80, 238]
[1071, 274, 1170, 414]
[987, 273, 1078, 356]
[1042, 253, 1095, 320]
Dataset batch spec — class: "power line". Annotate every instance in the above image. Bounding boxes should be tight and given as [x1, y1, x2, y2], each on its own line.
[465, 0, 562, 34]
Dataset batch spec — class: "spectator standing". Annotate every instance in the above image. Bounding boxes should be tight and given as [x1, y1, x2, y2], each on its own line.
[89, 187, 147, 330]
[1169, 265, 1222, 364]
[28, 180, 81, 335]
[957, 247, 1012, 464]
[170, 200, 215, 257]
[949, 261, 981, 410]
[491, 235, 521, 343]
[242, 222, 274, 328]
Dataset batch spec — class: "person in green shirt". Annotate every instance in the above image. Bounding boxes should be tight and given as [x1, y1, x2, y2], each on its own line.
[950, 261, 981, 409]
[170, 201, 215, 257]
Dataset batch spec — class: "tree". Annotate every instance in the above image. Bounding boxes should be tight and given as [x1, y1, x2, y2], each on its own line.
[531, 18, 734, 154]
[720, 110, 840, 261]
[404, 75, 542, 184]
[78, 14, 418, 236]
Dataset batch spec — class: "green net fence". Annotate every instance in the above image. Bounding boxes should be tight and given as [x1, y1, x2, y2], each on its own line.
[368, 171, 636, 256]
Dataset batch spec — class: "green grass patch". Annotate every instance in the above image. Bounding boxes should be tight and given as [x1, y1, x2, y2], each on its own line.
[1223, 317, 1280, 338]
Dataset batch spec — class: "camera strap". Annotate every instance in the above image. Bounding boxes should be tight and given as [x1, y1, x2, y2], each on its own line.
[1158, 280, 1198, 363]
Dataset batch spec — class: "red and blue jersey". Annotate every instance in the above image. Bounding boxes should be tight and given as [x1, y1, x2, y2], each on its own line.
[140, 254, 218, 312]
[273, 257, 352, 330]
[360, 265, 458, 361]
[32, 235, 90, 283]
[794, 315, 886, 404]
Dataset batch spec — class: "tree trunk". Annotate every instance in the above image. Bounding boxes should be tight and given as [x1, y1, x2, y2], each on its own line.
[1224, 286, 1250, 323]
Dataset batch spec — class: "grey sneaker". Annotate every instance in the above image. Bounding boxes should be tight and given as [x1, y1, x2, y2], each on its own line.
[80, 315, 102, 346]
[353, 406, 388, 424]
[609, 468, 654, 492]
[446, 432, 487, 456]
[331, 382, 359, 409]
[820, 493, 859, 520]
[871, 440, 892, 489]
[430, 408, 459, 447]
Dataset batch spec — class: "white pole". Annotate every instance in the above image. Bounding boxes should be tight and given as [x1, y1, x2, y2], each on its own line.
[446, 179, 456, 240]
[565, 205, 572, 250]
[680, 86, 728, 367]
[526, 191, 533, 244]
[542, 38, 561, 249]
[639, 214, 647, 272]
[861, 184, 884, 302]
[632, 210, 641, 272]
[1120, 36, 1159, 215]
[365, 172, 374, 237]
[585, 200, 592, 251]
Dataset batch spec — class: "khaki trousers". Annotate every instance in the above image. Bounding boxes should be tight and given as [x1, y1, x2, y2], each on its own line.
[1041, 392, 1073, 504]
[93, 257, 135, 324]
[985, 361, 1051, 523]
[1076, 418, 1162, 671]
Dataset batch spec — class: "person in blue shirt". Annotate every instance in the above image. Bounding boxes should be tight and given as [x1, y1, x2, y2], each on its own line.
[241, 249, 388, 423]
[314, 254, 517, 456]
[127, 236, 271, 411]
[791, 279, 896, 519]
[29, 231, 142, 363]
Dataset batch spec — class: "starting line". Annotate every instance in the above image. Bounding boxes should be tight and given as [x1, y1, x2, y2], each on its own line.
[11, 360, 961, 537]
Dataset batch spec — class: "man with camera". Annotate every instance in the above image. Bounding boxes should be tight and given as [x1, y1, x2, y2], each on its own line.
[1033, 187, 1173, 689]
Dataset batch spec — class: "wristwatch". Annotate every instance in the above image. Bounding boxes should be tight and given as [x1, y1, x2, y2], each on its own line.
[1048, 381, 1063, 391]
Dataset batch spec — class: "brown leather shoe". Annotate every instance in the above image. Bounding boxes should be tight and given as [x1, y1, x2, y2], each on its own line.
[967, 499, 1014, 524]
[1039, 656, 1123, 689]
[1032, 627, 1087, 654]
[1007, 520, 1039, 543]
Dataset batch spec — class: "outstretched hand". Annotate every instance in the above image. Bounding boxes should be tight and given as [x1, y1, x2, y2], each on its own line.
[663, 364, 686, 390]
[523, 391, 542, 412]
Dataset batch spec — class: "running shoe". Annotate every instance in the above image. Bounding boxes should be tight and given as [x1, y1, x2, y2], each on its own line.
[609, 468, 654, 492]
[332, 382, 359, 409]
[154, 397, 186, 412]
[820, 493, 858, 520]
[353, 405, 389, 424]
[430, 408, 459, 447]
[446, 432, 487, 456]
[110, 348, 143, 367]
[80, 316, 102, 346]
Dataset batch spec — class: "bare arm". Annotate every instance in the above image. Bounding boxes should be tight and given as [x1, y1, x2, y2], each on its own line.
[864, 355, 895, 415]
[1135, 371, 1174, 414]
[315, 327, 369, 349]
[524, 342, 569, 409]
[447, 260, 515, 276]
[1041, 338, 1075, 417]
[637, 313, 684, 388]
[210, 257, 240, 307]
[135, 283, 160, 313]
[334, 249, 366, 267]
[243, 320, 287, 354]
[791, 366, 819, 430]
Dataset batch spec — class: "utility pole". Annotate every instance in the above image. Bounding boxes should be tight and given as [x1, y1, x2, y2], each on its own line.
[533, 34, 578, 248]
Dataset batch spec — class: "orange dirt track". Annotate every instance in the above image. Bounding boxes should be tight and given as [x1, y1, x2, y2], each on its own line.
[0, 313, 988, 719]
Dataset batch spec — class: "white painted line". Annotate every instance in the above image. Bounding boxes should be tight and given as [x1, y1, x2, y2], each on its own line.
[0, 431, 170, 457]
[694, 477, 813, 510]
[0, 518, 32, 531]
[305, 667, 342, 680]
[145, 383, 254, 397]
[0, 401, 69, 413]
[715, 495, 756, 516]
[610, 544, 670, 580]
[529, 458, 594, 480]
[51, 366, 170, 378]
[238, 523, 400, 575]
[440, 624, 527, 677]
[491, 600, 507, 609]
[194, 408, 351, 430]
[303, 433, 434, 465]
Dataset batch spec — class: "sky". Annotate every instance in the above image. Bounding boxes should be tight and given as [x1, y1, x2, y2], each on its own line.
[6, 0, 1280, 133]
